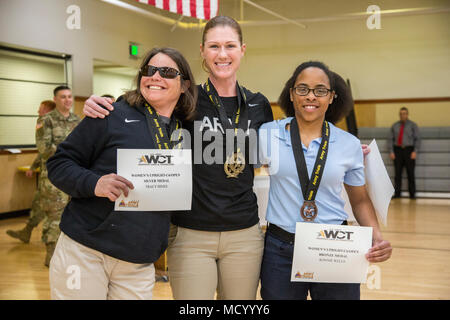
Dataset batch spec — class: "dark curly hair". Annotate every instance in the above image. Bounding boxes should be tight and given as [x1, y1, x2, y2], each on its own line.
[278, 61, 353, 124]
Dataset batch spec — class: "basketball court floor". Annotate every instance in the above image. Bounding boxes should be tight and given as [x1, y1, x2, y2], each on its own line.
[0, 198, 449, 300]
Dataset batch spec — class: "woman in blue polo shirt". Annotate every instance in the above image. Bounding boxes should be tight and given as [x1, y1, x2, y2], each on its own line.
[258, 61, 392, 300]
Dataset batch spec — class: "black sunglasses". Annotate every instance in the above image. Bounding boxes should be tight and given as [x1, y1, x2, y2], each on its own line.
[140, 65, 183, 79]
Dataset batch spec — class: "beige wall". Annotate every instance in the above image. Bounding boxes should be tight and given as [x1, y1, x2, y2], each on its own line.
[167, 1, 450, 104]
[93, 70, 135, 100]
[217, 1, 450, 102]
[0, 0, 171, 97]
[0, 50, 66, 146]
[232, 18, 450, 103]
[214, 0, 450, 128]
[374, 101, 450, 127]
[334, 100, 450, 129]
[1, 0, 448, 102]
[348, 101, 450, 128]
[277, 100, 450, 129]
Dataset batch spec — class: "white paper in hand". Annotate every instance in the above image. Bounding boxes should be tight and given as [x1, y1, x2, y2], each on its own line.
[291, 222, 372, 283]
[115, 149, 192, 211]
[343, 139, 394, 226]
[364, 139, 394, 226]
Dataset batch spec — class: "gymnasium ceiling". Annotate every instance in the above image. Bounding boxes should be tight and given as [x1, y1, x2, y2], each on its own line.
[103, 0, 450, 29]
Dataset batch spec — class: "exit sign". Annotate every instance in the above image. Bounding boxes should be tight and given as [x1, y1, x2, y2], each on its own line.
[129, 43, 139, 57]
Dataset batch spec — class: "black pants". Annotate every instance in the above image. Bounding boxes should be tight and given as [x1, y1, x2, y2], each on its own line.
[393, 146, 416, 198]
[260, 232, 360, 300]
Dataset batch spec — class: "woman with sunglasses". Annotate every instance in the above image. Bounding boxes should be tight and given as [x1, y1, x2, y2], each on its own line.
[82, 16, 273, 300]
[46, 47, 197, 299]
[258, 61, 392, 300]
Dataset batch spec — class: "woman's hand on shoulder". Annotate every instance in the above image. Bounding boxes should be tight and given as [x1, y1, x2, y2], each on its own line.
[83, 95, 114, 119]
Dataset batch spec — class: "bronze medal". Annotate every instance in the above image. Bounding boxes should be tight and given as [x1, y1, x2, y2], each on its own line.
[300, 200, 318, 222]
[290, 119, 329, 223]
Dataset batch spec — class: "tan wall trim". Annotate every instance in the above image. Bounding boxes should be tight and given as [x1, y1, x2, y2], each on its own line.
[354, 97, 450, 104]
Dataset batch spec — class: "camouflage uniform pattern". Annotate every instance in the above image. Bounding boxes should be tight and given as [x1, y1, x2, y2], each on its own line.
[27, 153, 45, 228]
[36, 109, 80, 244]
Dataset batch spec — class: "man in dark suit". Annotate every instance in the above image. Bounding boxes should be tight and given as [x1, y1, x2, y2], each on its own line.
[388, 107, 421, 199]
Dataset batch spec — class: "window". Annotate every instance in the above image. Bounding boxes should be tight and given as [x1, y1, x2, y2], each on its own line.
[0, 46, 70, 148]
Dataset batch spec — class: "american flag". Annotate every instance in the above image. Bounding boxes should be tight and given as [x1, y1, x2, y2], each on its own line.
[137, 0, 219, 20]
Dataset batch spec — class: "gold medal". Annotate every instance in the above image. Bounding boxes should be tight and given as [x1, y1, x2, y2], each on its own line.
[224, 152, 246, 178]
[300, 200, 318, 222]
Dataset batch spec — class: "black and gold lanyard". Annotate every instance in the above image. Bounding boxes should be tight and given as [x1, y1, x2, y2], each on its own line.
[290, 118, 330, 222]
[203, 78, 249, 178]
[144, 102, 182, 149]
[203, 78, 249, 137]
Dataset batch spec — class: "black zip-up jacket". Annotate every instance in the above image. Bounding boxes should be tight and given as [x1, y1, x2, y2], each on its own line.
[47, 99, 171, 264]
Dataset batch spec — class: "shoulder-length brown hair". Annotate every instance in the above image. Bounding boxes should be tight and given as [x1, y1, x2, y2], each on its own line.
[123, 47, 197, 121]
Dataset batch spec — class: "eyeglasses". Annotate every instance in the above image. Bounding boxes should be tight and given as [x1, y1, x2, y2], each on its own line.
[140, 65, 183, 79]
[292, 86, 332, 97]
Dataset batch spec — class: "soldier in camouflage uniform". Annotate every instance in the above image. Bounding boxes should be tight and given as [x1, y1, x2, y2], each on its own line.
[36, 87, 80, 266]
[6, 100, 56, 243]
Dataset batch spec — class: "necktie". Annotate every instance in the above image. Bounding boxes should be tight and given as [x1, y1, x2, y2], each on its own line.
[397, 123, 405, 146]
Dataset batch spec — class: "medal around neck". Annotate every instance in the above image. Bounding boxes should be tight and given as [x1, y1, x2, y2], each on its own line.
[290, 118, 330, 223]
[204, 79, 249, 179]
[224, 151, 245, 178]
[300, 200, 318, 222]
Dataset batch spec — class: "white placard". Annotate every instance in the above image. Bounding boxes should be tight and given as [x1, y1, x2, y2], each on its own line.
[364, 139, 394, 226]
[291, 222, 372, 283]
[115, 149, 192, 211]
[343, 139, 394, 226]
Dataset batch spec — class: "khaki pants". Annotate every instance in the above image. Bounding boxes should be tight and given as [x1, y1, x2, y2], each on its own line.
[167, 223, 264, 300]
[50, 232, 155, 300]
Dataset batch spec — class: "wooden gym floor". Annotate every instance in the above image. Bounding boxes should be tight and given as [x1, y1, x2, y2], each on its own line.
[0, 198, 449, 300]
